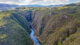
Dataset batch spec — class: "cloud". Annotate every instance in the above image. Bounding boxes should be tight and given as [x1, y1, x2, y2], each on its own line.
[0, 0, 20, 4]
[0, 0, 80, 5]
[70, 0, 80, 3]
[0, 0, 20, 3]
[20, 0, 70, 5]
[28, 0, 70, 5]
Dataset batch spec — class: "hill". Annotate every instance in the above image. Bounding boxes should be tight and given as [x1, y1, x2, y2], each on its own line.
[0, 10, 33, 45]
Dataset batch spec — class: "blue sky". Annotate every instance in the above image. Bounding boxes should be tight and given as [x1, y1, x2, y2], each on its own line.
[0, 0, 80, 5]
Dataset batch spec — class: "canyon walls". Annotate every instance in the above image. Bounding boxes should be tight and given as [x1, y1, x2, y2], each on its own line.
[0, 11, 33, 45]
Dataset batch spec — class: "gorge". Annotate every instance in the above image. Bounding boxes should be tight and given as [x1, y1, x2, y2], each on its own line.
[25, 10, 41, 45]
[0, 2, 80, 45]
[24, 3, 80, 45]
[30, 29, 41, 45]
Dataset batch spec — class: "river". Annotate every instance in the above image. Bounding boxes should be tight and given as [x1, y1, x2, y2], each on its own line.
[30, 29, 41, 45]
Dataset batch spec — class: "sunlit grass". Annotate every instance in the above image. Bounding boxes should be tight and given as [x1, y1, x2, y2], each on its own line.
[0, 12, 11, 20]
[0, 34, 7, 39]
[0, 21, 6, 27]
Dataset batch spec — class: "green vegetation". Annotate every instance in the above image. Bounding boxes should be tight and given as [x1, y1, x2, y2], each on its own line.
[0, 11, 33, 45]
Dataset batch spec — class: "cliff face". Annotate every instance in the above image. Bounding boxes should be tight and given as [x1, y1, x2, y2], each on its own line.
[0, 11, 33, 45]
[29, 3, 80, 45]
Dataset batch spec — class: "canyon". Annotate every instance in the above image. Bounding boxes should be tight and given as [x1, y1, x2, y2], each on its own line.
[0, 2, 80, 45]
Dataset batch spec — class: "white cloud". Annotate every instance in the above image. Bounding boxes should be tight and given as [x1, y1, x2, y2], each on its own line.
[0, 0, 79, 5]
[19, 0, 70, 5]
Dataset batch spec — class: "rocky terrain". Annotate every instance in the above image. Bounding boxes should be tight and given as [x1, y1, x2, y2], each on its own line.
[0, 2, 80, 45]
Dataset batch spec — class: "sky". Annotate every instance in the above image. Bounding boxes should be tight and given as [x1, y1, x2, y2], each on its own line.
[0, 0, 80, 5]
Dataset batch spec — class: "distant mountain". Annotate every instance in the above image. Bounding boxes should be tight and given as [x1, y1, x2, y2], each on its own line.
[0, 4, 64, 11]
[0, 3, 19, 11]
[22, 4, 64, 7]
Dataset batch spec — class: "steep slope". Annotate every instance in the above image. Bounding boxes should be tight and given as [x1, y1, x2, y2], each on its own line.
[16, 3, 80, 45]
[0, 11, 33, 45]
[22, 3, 80, 45]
